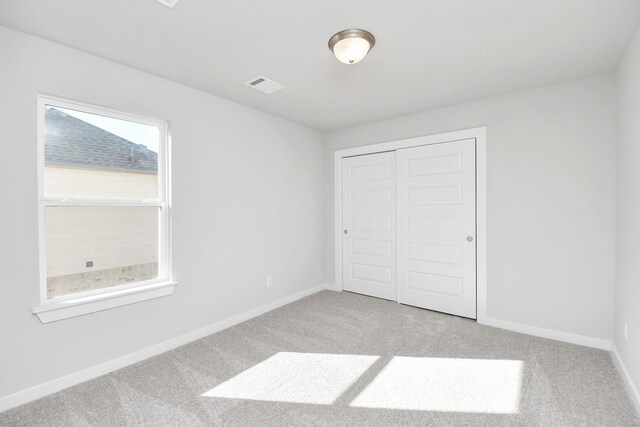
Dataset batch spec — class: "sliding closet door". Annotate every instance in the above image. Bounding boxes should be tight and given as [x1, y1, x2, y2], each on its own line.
[396, 139, 477, 318]
[342, 152, 396, 301]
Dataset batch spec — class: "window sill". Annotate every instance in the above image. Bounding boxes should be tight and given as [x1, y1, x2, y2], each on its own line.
[32, 281, 177, 324]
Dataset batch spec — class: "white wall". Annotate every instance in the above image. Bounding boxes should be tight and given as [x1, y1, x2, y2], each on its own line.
[325, 75, 617, 341]
[0, 26, 325, 399]
[615, 26, 640, 403]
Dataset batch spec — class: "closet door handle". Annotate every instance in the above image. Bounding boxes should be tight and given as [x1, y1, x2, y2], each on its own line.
[466, 236, 474, 242]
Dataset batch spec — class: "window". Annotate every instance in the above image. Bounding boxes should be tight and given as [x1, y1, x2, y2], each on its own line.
[34, 95, 174, 322]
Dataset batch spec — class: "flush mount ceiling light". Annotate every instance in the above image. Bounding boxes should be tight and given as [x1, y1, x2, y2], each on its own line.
[328, 29, 375, 65]
[153, 0, 181, 8]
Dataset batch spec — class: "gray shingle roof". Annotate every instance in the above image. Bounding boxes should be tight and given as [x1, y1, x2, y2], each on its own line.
[45, 108, 158, 173]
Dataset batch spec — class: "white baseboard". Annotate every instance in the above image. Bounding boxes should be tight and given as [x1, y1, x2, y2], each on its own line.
[0, 284, 327, 413]
[611, 344, 640, 415]
[328, 286, 610, 350]
[324, 283, 341, 292]
[479, 317, 612, 350]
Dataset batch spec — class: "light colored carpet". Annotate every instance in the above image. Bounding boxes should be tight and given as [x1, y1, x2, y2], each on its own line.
[1, 290, 638, 426]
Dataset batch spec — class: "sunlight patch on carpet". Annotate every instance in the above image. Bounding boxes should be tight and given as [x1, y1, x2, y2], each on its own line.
[202, 352, 379, 405]
[350, 356, 523, 413]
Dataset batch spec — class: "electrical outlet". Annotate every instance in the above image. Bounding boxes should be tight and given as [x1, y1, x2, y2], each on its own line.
[267, 276, 273, 287]
[624, 321, 628, 340]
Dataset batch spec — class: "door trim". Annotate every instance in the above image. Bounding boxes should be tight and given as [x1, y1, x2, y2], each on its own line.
[333, 127, 487, 323]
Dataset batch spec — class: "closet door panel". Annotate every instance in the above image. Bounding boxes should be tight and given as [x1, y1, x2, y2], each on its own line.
[342, 152, 396, 301]
[396, 140, 477, 318]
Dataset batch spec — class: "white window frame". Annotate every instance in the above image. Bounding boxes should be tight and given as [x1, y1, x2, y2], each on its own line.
[33, 94, 176, 323]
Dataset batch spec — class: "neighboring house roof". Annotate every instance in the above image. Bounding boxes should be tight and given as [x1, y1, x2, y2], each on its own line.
[45, 107, 158, 173]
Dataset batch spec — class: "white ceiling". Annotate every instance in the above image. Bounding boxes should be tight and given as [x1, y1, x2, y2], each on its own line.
[1, 0, 639, 130]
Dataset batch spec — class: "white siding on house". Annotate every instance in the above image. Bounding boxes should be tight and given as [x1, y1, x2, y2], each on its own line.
[45, 206, 158, 275]
[44, 166, 157, 199]
[43, 166, 161, 298]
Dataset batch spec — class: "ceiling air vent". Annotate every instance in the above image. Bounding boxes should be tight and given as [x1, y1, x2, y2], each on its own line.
[244, 76, 285, 94]
[154, 0, 181, 8]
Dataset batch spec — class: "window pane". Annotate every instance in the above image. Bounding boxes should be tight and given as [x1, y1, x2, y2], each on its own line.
[45, 207, 159, 299]
[44, 106, 159, 199]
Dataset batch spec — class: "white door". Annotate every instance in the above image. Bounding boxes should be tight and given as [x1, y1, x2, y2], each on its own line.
[396, 139, 477, 318]
[342, 152, 396, 301]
